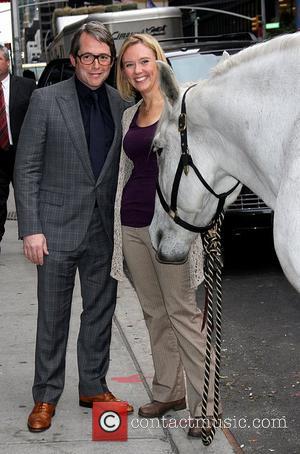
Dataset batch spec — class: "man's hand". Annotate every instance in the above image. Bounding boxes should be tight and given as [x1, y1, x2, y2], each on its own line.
[23, 234, 49, 265]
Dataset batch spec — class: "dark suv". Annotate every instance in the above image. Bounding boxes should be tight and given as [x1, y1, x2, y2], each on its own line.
[38, 33, 273, 240]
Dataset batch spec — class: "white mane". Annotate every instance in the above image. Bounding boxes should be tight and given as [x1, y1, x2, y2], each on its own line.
[211, 32, 300, 78]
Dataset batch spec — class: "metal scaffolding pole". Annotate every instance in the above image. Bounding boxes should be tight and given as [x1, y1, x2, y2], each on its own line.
[10, 0, 22, 75]
[261, 0, 266, 39]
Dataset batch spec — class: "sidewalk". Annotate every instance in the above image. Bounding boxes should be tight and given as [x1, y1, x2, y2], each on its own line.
[0, 210, 238, 453]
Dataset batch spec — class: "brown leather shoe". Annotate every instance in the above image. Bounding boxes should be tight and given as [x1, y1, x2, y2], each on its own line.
[138, 397, 186, 418]
[188, 414, 223, 438]
[27, 402, 56, 433]
[79, 391, 134, 414]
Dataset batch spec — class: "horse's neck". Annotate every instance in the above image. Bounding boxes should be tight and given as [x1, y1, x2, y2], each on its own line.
[195, 60, 297, 209]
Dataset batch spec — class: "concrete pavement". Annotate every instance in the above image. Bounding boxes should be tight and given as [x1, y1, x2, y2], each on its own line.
[0, 193, 238, 453]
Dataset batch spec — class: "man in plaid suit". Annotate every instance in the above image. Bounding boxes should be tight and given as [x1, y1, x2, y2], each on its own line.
[14, 21, 133, 433]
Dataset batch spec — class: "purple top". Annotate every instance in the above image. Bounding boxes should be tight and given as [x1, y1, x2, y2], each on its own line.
[121, 110, 158, 227]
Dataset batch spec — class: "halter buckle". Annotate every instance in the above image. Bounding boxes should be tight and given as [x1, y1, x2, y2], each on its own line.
[169, 209, 177, 219]
[178, 113, 186, 132]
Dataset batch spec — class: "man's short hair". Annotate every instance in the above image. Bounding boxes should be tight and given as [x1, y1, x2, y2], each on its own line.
[0, 45, 10, 61]
[70, 21, 116, 61]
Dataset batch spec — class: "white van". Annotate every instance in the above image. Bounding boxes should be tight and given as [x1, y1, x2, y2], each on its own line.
[46, 7, 183, 61]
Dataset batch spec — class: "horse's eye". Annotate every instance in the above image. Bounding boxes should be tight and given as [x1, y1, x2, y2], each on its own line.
[153, 147, 163, 157]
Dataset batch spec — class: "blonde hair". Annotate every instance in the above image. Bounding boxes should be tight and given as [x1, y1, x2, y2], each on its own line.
[116, 33, 167, 100]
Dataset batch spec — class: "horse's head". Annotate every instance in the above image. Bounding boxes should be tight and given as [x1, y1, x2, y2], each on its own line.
[150, 61, 241, 263]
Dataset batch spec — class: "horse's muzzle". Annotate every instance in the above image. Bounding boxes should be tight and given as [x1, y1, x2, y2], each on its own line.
[155, 250, 188, 265]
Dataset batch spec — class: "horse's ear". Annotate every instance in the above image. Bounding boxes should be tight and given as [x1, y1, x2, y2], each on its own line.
[220, 50, 230, 62]
[157, 61, 180, 106]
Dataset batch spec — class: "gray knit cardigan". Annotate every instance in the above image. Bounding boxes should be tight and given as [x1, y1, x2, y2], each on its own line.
[110, 101, 204, 288]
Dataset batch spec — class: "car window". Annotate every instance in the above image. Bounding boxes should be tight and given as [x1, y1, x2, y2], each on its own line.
[22, 63, 46, 82]
[168, 52, 222, 83]
[44, 66, 64, 86]
[38, 60, 74, 87]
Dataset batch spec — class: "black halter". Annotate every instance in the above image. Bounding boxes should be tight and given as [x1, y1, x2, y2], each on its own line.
[156, 84, 240, 233]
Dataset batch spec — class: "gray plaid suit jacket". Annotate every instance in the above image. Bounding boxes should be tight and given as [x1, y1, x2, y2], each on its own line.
[14, 76, 127, 251]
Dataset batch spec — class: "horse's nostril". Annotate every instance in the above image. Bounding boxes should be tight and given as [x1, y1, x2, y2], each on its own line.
[156, 229, 163, 246]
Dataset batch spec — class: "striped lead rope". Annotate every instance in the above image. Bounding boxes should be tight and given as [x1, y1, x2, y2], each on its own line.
[200, 211, 224, 445]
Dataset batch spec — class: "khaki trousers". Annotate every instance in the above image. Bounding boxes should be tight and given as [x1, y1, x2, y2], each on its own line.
[122, 226, 220, 417]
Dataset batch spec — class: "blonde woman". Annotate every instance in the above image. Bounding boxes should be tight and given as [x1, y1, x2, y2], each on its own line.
[111, 34, 221, 436]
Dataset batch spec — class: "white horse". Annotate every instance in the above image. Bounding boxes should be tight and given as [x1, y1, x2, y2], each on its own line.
[150, 32, 300, 293]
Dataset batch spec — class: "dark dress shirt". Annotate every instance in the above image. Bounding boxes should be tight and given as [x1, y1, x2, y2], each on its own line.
[75, 76, 114, 157]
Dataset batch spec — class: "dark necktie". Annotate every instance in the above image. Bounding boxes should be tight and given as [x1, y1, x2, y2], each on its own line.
[89, 91, 106, 180]
[0, 82, 9, 151]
